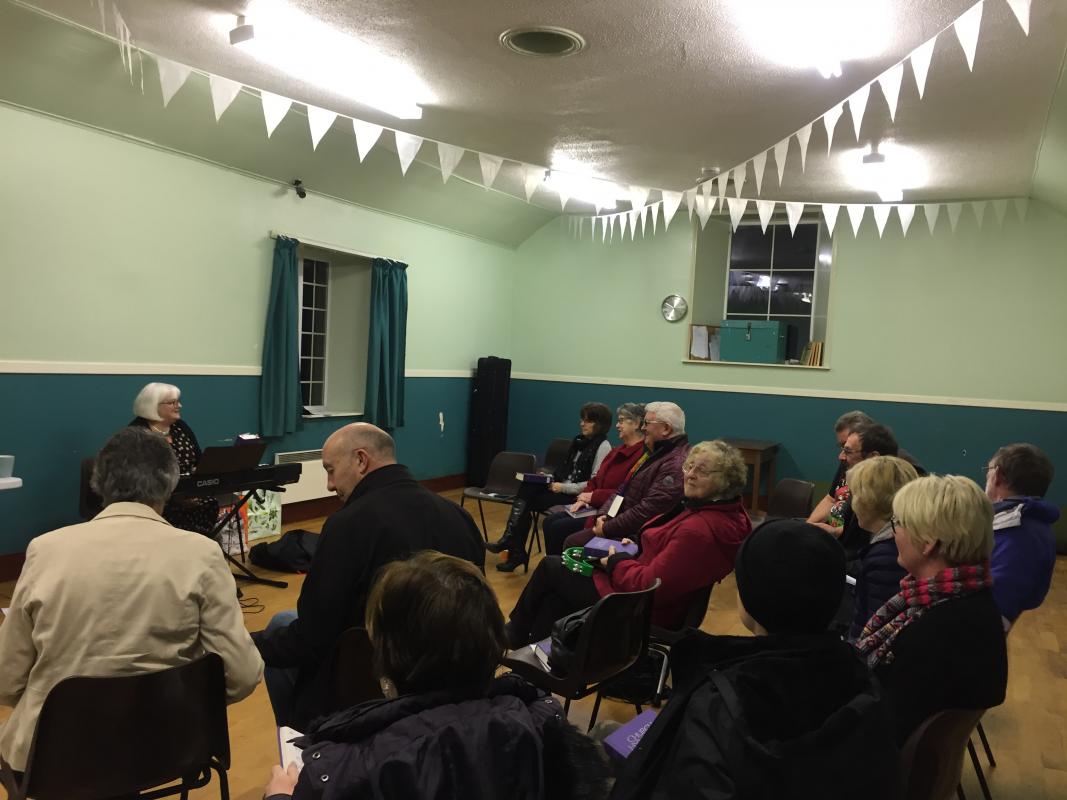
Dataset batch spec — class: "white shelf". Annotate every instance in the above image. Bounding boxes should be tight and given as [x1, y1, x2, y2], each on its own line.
[0, 477, 23, 490]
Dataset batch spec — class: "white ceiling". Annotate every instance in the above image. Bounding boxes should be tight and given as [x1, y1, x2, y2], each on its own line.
[14, 0, 1067, 209]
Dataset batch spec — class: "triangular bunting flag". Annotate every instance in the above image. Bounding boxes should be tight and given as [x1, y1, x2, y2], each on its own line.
[991, 198, 1008, 225]
[651, 202, 661, 234]
[438, 143, 465, 183]
[924, 203, 942, 233]
[478, 153, 503, 189]
[972, 200, 987, 228]
[785, 202, 805, 235]
[727, 197, 748, 231]
[156, 56, 191, 107]
[601, 217, 608, 243]
[558, 188, 572, 212]
[954, 1, 984, 72]
[639, 206, 647, 237]
[261, 91, 292, 137]
[1014, 197, 1029, 220]
[662, 191, 683, 229]
[752, 152, 768, 195]
[878, 63, 905, 122]
[1006, 0, 1031, 35]
[697, 196, 715, 229]
[685, 188, 697, 220]
[394, 130, 423, 175]
[822, 203, 841, 237]
[774, 138, 790, 186]
[307, 105, 337, 150]
[846, 204, 866, 237]
[209, 75, 242, 121]
[732, 165, 747, 199]
[796, 123, 813, 172]
[353, 119, 384, 162]
[717, 174, 727, 205]
[910, 38, 936, 100]
[701, 179, 713, 198]
[897, 204, 916, 235]
[872, 204, 892, 237]
[946, 202, 963, 232]
[847, 84, 871, 141]
[823, 104, 844, 155]
[756, 199, 775, 233]
[523, 164, 543, 201]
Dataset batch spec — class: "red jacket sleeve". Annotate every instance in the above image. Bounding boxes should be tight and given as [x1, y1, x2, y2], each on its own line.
[607, 519, 731, 599]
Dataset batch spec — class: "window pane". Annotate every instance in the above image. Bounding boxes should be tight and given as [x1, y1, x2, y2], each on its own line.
[302, 308, 313, 332]
[300, 359, 311, 382]
[315, 262, 328, 284]
[314, 285, 327, 310]
[301, 382, 310, 406]
[303, 260, 316, 283]
[311, 359, 324, 382]
[727, 270, 770, 315]
[312, 334, 325, 358]
[771, 315, 812, 362]
[301, 334, 312, 358]
[773, 223, 818, 268]
[311, 384, 324, 406]
[730, 225, 772, 269]
[314, 310, 326, 333]
[769, 271, 815, 315]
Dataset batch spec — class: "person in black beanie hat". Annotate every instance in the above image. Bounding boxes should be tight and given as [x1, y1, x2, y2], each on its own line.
[610, 519, 901, 800]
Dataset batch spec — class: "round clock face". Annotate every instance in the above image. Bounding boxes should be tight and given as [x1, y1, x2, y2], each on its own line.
[661, 294, 688, 322]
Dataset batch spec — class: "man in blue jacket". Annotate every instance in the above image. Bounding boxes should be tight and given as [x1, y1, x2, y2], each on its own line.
[984, 443, 1058, 628]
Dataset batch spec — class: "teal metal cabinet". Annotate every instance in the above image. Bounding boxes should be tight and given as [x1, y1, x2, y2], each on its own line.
[719, 320, 786, 364]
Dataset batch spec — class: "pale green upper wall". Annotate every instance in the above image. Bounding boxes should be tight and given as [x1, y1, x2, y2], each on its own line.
[0, 105, 514, 370]
[1032, 38, 1067, 216]
[512, 203, 1067, 406]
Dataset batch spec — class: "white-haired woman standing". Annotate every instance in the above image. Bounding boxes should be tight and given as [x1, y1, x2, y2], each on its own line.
[855, 475, 1007, 743]
[129, 382, 218, 534]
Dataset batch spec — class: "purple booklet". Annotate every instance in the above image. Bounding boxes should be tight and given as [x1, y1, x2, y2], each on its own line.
[603, 709, 659, 761]
[583, 537, 639, 559]
[531, 637, 552, 669]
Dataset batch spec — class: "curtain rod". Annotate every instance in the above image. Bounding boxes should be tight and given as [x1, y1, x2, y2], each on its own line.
[269, 230, 381, 261]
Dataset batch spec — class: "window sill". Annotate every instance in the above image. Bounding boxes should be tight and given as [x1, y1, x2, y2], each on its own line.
[682, 359, 830, 371]
[301, 411, 365, 419]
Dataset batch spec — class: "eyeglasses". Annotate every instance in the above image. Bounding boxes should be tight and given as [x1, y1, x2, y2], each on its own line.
[644, 419, 668, 428]
[160, 400, 181, 406]
[890, 515, 901, 535]
[840, 446, 862, 456]
[682, 463, 721, 478]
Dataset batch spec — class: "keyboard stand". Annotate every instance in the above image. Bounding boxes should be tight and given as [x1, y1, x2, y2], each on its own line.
[212, 486, 288, 589]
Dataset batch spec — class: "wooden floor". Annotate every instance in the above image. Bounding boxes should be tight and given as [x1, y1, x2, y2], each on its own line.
[1, 490, 1065, 799]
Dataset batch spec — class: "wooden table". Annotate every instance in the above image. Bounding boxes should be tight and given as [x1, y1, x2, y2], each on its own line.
[721, 438, 779, 512]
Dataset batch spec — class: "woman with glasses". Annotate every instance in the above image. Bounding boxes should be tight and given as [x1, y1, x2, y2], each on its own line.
[844, 456, 918, 640]
[128, 382, 218, 534]
[504, 440, 752, 647]
[854, 474, 1007, 743]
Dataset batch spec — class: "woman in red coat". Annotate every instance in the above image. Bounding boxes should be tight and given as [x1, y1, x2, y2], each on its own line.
[505, 440, 753, 646]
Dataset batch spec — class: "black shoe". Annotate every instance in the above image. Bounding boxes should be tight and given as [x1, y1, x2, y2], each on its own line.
[496, 551, 529, 573]
[485, 537, 512, 554]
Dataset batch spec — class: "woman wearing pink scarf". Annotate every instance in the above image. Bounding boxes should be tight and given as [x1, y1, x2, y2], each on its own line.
[855, 475, 1007, 743]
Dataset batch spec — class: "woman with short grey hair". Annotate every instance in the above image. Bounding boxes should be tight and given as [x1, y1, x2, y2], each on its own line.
[129, 382, 217, 534]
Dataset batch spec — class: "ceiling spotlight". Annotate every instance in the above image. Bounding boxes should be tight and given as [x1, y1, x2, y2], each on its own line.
[292, 179, 306, 199]
[229, 15, 255, 46]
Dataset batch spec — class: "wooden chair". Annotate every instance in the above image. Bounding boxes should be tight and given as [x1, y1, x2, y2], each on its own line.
[899, 708, 987, 800]
[0, 654, 230, 800]
[460, 451, 537, 540]
[501, 579, 660, 732]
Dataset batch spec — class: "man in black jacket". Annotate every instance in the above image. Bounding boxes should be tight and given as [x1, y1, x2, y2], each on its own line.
[253, 423, 485, 727]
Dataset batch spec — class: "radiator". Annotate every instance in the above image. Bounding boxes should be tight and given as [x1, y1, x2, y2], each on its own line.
[273, 449, 330, 504]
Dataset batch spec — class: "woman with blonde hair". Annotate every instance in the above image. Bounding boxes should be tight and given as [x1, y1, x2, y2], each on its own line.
[855, 475, 1007, 743]
[846, 456, 918, 640]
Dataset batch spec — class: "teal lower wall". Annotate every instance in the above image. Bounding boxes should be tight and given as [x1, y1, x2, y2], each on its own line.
[0, 374, 470, 555]
[506, 379, 1067, 549]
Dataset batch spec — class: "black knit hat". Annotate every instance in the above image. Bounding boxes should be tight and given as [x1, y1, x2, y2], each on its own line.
[734, 519, 846, 635]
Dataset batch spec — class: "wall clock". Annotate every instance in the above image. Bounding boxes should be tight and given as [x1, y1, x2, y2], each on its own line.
[661, 294, 688, 322]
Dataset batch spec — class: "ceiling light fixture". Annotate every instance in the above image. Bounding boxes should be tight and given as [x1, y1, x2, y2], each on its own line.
[844, 140, 928, 203]
[500, 26, 585, 58]
[223, 1, 435, 120]
[545, 150, 626, 211]
[728, 0, 891, 79]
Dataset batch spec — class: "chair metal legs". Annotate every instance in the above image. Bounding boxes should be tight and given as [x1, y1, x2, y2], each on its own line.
[976, 721, 996, 767]
[476, 500, 489, 541]
[587, 691, 604, 733]
[967, 738, 994, 800]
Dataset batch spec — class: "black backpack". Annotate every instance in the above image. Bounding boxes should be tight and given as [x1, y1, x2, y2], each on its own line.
[249, 529, 319, 573]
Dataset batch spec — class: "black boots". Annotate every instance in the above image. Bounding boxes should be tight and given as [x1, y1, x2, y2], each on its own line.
[486, 499, 526, 553]
[490, 500, 530, 572]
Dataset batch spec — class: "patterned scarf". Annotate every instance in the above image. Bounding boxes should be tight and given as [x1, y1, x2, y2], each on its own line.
[855, 562, 992, 669]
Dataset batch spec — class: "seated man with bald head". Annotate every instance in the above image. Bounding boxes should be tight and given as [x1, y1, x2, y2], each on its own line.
[252, 423, 485, 727]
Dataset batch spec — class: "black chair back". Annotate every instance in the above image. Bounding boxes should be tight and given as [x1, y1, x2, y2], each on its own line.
[79, 457, 103, 520]
[900, 708, 985, 800]
[481, 451, 537, 495]
[16, 654, 229, 800]
[330, 627, 385, 711]
[766, 478, 815, 519]
[678, 583, 714, 631]
[541, 438, 573, 477]
[571, 579, 660, 686]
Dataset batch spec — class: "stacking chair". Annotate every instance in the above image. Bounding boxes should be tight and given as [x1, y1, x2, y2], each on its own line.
[460, 451, 537, 540]
[899, 708, 988, 800]
[540, 437, 572, 477]
[0, 654, 230, 800]
[765, 478, 816, 519]
[329, 627, 385, 712]
[647, 583, 715, 706]
[501, 579, 660, 732]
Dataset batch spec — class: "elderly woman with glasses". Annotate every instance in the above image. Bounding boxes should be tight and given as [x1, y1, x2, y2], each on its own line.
[128, 382, 218, 535]
[854, 475, 1008, 743]
[504, 440, 752, 648]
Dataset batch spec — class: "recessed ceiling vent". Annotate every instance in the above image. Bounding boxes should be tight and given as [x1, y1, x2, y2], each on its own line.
[499, 26, 585, 57]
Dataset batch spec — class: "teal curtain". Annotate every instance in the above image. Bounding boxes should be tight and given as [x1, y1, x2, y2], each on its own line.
[260, 236, 302, 437]
[364, 258, 408, 429]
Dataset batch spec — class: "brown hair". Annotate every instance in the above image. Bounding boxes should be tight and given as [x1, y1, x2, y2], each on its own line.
[990, 443, 1054, 498]
[365, 552, 507, 695]
[580, 402, 613, 436]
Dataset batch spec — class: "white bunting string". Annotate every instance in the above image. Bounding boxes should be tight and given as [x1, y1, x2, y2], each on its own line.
[878, 63, 905, 122]
[307, 106, 337, 150]
[947, 202, 964, 232]
[846, 204, 866, 237]
[897, 204, 916, 235]
[353, 120, 384, 162]
[773, 138, 790, 187]
[394, 130, 423, 175]
[822, 203, 841, 237]
[756, 199, 775, 233]
[261, 91, 292, 137]
[796, 123, 813, 172]
[727, 197, 749, 231]
[155, 56, 191, 107]
[954, 1, 984, 71]
[438, 143, 465, 184]
[662, 191, 683, 229]
[478, 153, 503, 189]
[872, 204, 892, 237]
[209, 75, 242, 121]
[1006, 0, 1031, 35]
[925, 203, 942, 233]
[822, 104, 844, 155]
[847, 83, 871, 141]
[785, 202, 805, 235]
[910, 38, 937, 99]
[752, 151, 768, 195]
